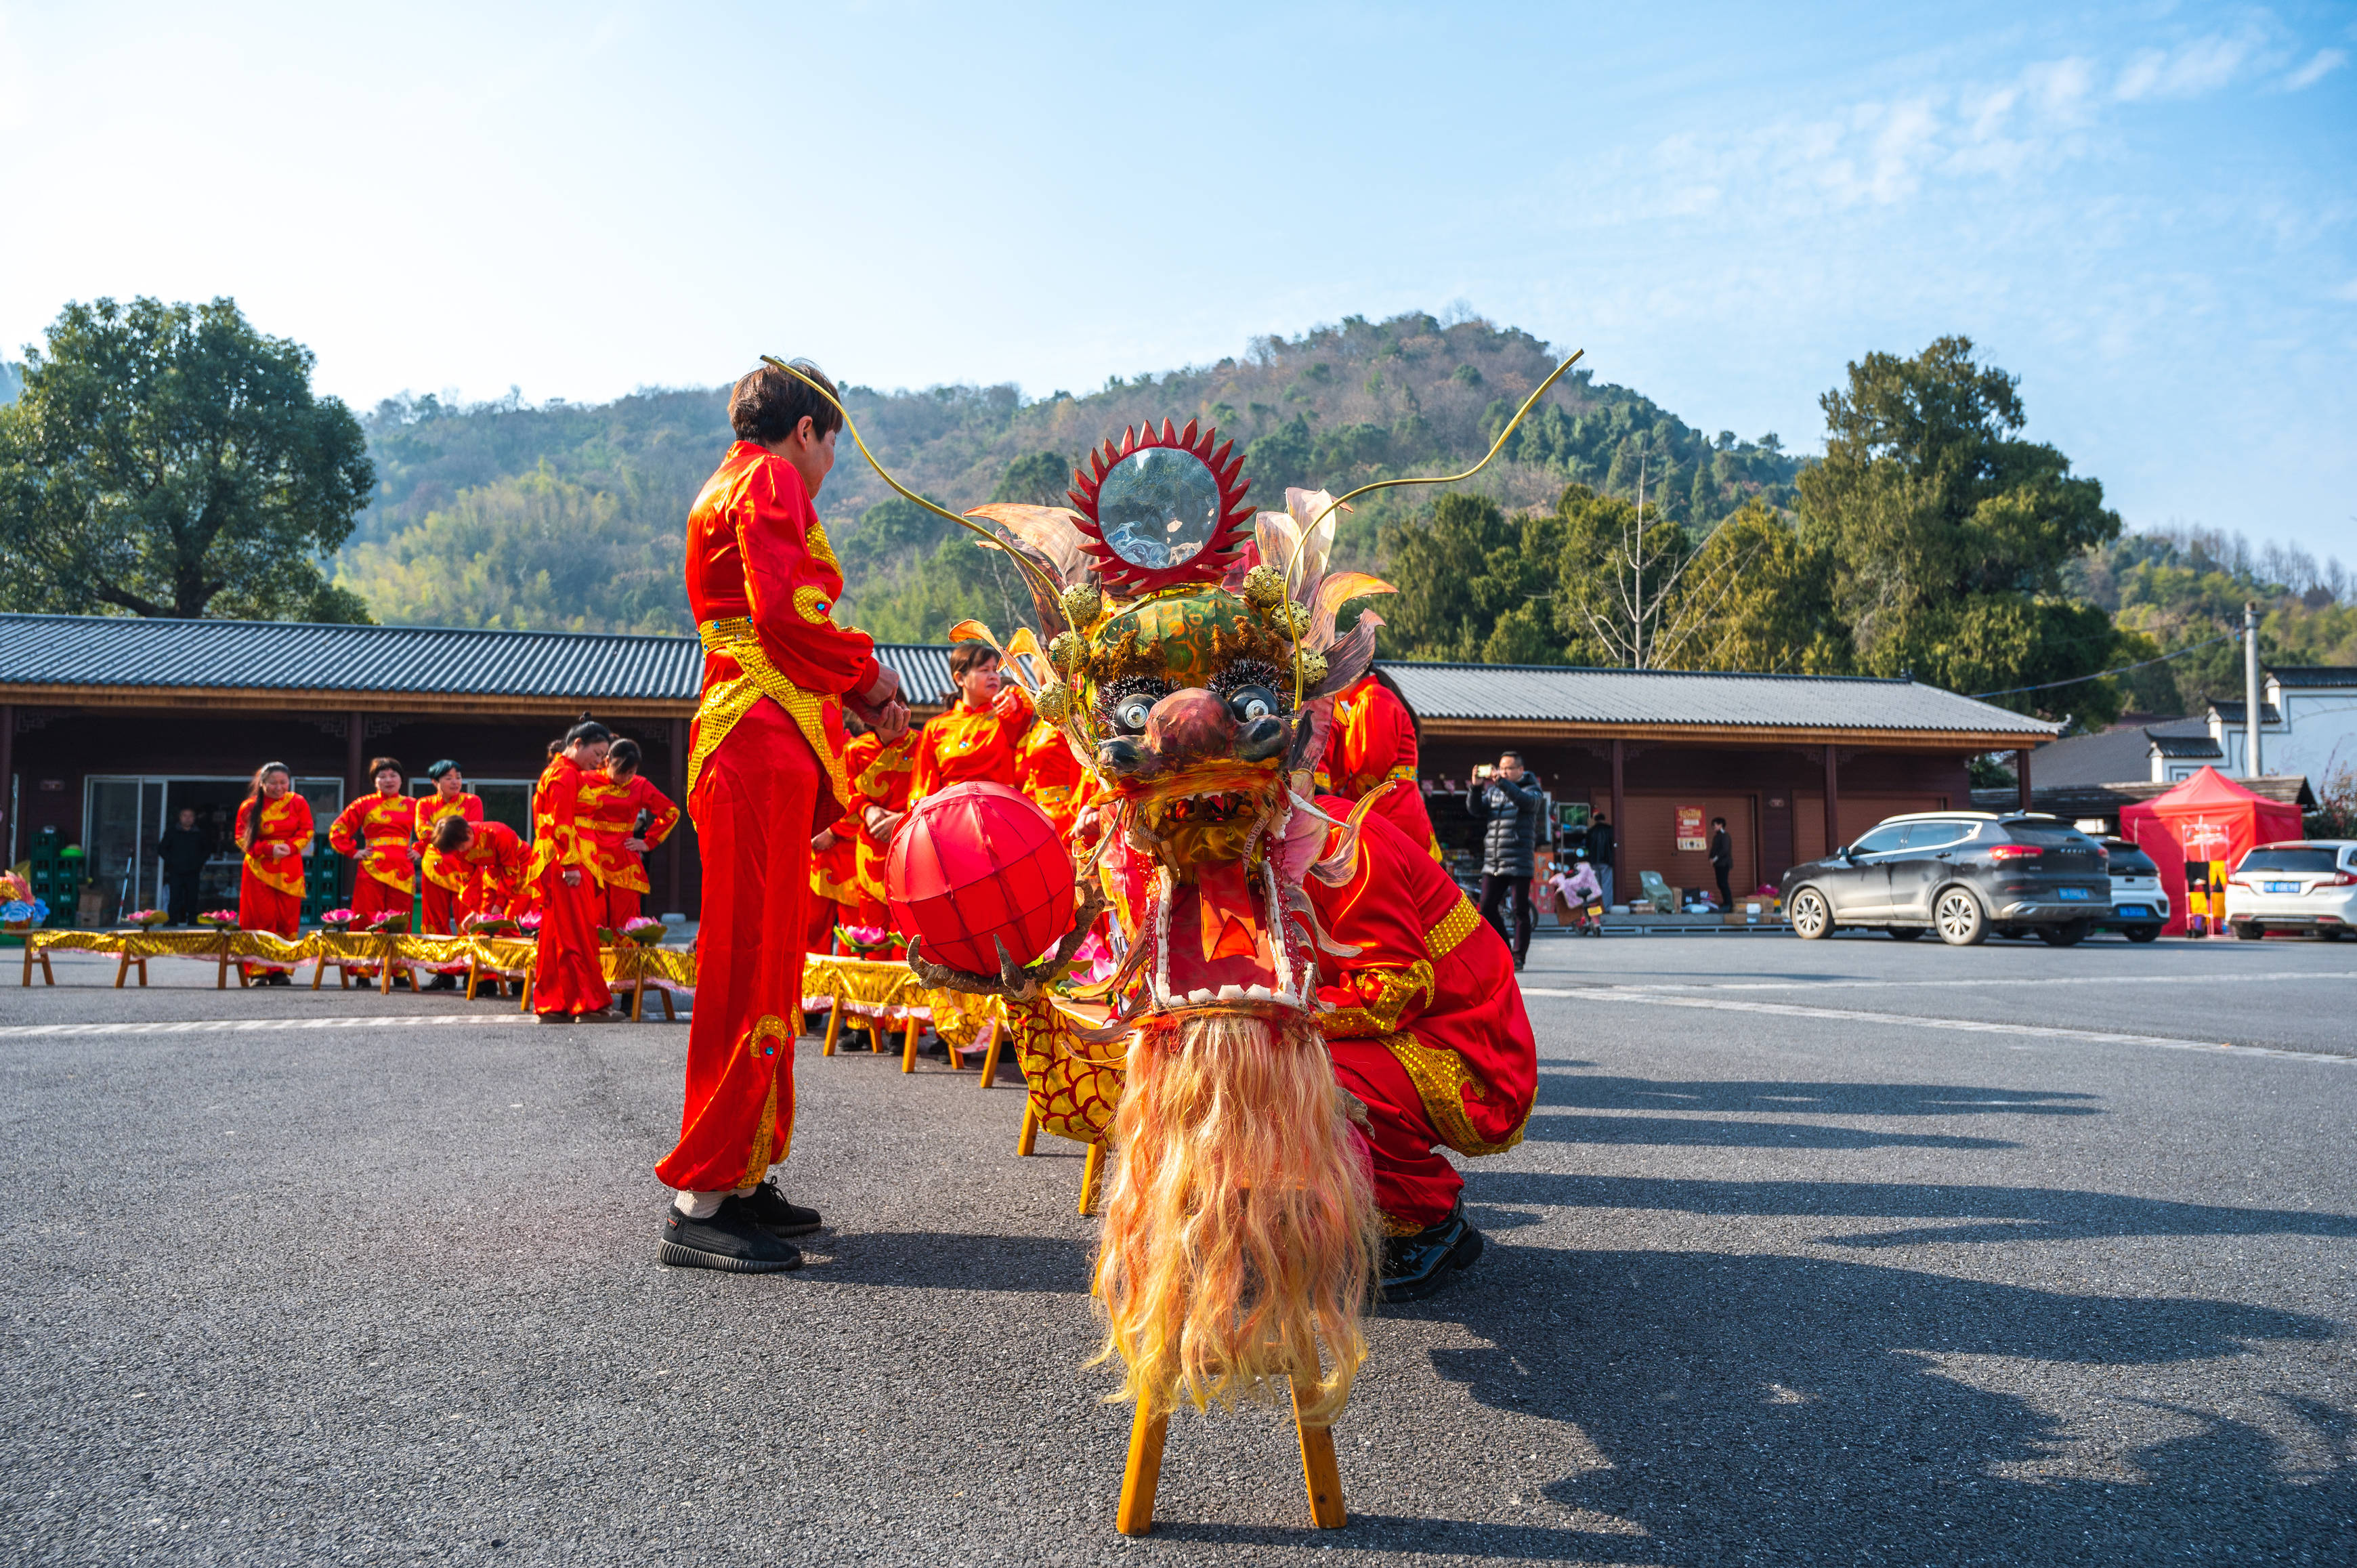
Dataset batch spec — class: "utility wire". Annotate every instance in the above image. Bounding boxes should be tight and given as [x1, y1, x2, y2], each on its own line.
[1969, 630, 2240, 700]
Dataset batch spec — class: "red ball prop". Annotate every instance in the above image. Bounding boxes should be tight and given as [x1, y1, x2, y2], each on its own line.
[887, 783, 1076, 973]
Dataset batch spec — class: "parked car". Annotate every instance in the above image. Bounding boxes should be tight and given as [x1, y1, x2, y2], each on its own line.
[2098, 837, 2168, 942]
[2223, 841, 2357, 941]
[1780, 811, 2110, 947]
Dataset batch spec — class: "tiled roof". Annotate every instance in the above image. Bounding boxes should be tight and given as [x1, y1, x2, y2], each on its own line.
[2269, 665, 2357, 688]
[0, 613, 961, 708]
[1375, 660, 2057, 736]
[2149, 732, 2224, 759]
[2210, 700, 2282, 725]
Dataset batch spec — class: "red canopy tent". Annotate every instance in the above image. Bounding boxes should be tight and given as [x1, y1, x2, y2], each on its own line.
[2119, 766, 2303, 935]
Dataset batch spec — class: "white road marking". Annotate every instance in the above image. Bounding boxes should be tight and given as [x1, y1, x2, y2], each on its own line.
[1564, 969, 2352, 994]
[0, 1015, 535, 1040]
[1517, 986, 2355, 1064]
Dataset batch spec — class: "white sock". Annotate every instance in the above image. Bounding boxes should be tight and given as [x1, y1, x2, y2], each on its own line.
[673, 1189, 728, 1219]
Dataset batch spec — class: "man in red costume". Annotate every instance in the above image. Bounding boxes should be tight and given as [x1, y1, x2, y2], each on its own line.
[657, 360, 904, 1275]
[906, 641, 1032, 801]
[1317, 669, 1441, 858]
[1313, 801, 1537, 1298]
[329, 759, 420, 932]
[531, 719, 615, 1023]
[587, 738, 680, 932]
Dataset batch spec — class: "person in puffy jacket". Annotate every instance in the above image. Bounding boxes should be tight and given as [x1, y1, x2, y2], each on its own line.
[1467, 750, 1543, 968]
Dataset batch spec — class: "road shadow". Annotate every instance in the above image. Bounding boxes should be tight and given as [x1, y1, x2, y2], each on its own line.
[1519, 1114, 2016, 1151]
[1535, 1072, 2102, 1118]
[809, 1231, 1092, 1294]
[1470, 1172, 2357, 1248]
[1382, 1241, 2352, 1563]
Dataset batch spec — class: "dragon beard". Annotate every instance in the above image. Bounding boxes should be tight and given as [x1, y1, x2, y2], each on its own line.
[1090, 1007, 1377, 1427]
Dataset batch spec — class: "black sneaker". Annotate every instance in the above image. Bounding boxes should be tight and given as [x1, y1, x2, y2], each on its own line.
[658, 1202, 803, 1273]
[735, 1181, 823, 1237]
[1378, 1199, 1485, 1302]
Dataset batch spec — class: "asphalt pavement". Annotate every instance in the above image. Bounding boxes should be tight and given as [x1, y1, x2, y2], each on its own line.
[1, 930, 2350, 1566]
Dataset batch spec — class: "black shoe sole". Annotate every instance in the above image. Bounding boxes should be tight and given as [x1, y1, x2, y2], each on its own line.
[658, 1239, 803, 1273]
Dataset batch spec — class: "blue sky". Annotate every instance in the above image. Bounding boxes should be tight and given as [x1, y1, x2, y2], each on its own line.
[2, 1, 2350, 559]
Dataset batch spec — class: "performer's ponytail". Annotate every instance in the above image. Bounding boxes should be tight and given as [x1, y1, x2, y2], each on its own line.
[564, 712, 612, 746]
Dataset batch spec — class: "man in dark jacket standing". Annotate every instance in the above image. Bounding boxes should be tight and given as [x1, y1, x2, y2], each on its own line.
[1710, 815, 1735, 908]
[1468, 750, 1542, 969]
[155, 806, 212, 926]
[1586, 814, 1615, 909]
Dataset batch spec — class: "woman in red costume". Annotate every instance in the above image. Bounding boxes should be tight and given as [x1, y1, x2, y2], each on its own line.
[1317, 669, 1441, 858]
[234, 761, 312, 986]
[588, 738, 680, 931]
[432, 815, 529, 923]
[530, 717, 614, 1023]
[413, 760, 482, 937]
[656, 360, 903, 1275]
[329, 759, 419, 929]
[906, 641, 1032, 801]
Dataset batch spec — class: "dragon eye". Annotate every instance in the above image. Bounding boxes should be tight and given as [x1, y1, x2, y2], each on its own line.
[1228, 685, 1278, 723]
[1113, 696, 1153, 732]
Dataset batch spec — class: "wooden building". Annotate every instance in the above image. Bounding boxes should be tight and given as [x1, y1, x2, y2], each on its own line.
[1, 614, 2056, 923]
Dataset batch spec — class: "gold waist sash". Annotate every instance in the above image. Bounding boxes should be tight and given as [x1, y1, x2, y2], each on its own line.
[689, 618, 849, 812]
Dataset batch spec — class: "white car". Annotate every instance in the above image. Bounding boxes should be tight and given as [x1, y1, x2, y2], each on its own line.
[2099, 838, 2168, 942]
[2224, 841, 2357, 941]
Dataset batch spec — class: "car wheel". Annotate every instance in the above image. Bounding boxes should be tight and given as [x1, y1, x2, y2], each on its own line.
[2322, 929, 2347, 942]
[2232, 923, 2264, 941]
[2037, 920, 2089, 948]
[1788, 887, 1833, 940]
[2125, 924, 2162, 944]
[1886, 927, 1924, 941]
[1934, 887, 1987, 946]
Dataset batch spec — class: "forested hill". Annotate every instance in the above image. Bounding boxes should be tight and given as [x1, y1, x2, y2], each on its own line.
[336, 311, 1802, 639]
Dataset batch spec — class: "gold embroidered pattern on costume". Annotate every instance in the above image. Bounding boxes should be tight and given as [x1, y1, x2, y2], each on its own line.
[1321, 958, 1435, 1039]
[1425, 896, 1482, 960]
[690, 618, 851, 808]
[734, 1015, 793, 1187]
[793, 585, 832, 624]
[1381, 1031, 1528, 1157]
[804, 521, 840, 574]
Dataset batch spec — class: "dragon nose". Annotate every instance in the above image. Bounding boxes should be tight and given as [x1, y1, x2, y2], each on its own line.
[1097, 736, 1145, 775]
[1143, 689, 1234, 765]
[1234, 714, 1289, 762]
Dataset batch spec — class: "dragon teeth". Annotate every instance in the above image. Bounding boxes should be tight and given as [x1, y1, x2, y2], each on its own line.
[1215, 983, 1245, 1002]
[1185, 988, 1214, 1004]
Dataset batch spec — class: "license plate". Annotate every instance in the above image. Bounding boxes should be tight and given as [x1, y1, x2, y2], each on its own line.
[2058, 887, 2089, 901]
[2115, 905, 2150, 919]
[2265, 881, 2301, 894]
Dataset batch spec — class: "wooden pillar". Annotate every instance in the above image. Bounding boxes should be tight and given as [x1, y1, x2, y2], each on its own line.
[667, 715, 687, 916]
[2015, 748, 2033, 813]
[346, 711, 366, 799]
[0, 702, 14, 865]
[1608, 737, 1626, 895]
[1823, 745, 1842, 854]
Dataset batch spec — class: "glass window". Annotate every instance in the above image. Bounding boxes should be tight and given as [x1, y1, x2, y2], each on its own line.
[2104, 845, 2158, 875]
[1850, 824, 1908, 855]
[2236, 847, 2337, 874]
[1898, 820, 1975, 849]
[2003, 822, 2092, 845]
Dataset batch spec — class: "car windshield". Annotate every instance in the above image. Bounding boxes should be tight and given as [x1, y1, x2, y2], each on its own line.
[2237, 847, 2337, 874]
[2001, 822, 2089, 845]
[2107, 847, 2157, 874]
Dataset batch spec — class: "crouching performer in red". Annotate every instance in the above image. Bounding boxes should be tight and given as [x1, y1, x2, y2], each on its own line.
[655, 360, 904, 1274]
[530, 719, 616, 1023]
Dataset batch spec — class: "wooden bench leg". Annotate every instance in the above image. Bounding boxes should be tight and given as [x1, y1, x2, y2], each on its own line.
[631, 969, 647, 1023]
[113, 950, 131, 989]
[1079, 1141, 1105, 1216]
[1016, 1101, 1040, 1156]
[900, 1017, 920, 1074]
[822, 994, 845, 1055]
[976, 1019, 1004, 1089]
[1292, 1379, 1347, 1529]
[39, 949, 56, 986]
[1116, 1399, 1170, 1537]
[312, 952, 328, 990]
[20, 941, 31, 987]
[465, 957, 481, 1000]
[658, 986, 676, 1021]
[135, 956, 149, 988]
[217, 941, 231, 990]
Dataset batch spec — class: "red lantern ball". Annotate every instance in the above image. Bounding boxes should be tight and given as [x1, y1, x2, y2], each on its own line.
[887, 782, 1076, 974]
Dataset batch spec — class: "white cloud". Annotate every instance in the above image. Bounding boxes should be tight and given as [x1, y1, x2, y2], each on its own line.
[2283, 48, 2348, 91]
[2114, 31, 2263, 102]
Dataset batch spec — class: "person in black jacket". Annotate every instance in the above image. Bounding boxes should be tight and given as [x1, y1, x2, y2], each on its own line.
[1710, 816, 1734, 908]
[1468, 751, 1542, 969]
[1586, 814, 1615, 909]
[155, 807, 213, 926]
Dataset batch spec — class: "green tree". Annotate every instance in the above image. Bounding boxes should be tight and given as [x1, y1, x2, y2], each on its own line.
[990, 450, 1073, 507]
[1796, 336, 2123, 720]
[0, 297, 375, 621]
[1381, 493, 1566, 662]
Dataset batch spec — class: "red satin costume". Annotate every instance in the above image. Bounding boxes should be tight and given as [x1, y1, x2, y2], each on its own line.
[1312, 802, 1537, 1230]
[415, 791, 484, 935]
[1015, 717, 1086, 839]
[806, 732, 878, 950]
[656, 440, 880, 1194]
[457, 820, 530, 923]
[587, 773, 681, 929]
[906, 687, 1033, 801]
[1317, 675, 1441, 859]
[530, 755, 612, 1015]
[330, 790, 419, 923]
[236, 792, 313, 975]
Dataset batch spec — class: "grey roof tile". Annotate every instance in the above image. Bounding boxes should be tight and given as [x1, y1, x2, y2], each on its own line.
[1375, 660, 2056, 735]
